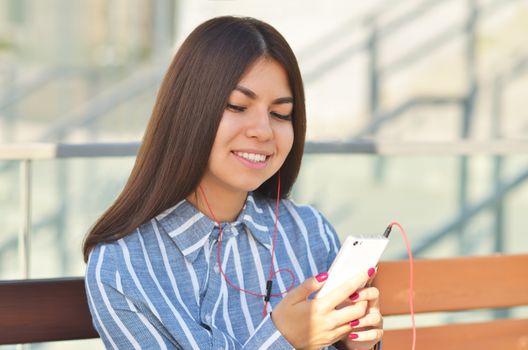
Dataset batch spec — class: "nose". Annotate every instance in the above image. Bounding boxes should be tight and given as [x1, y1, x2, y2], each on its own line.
[245, 107, 273, 141]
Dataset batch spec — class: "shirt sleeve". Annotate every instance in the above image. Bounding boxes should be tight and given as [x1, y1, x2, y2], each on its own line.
[242, 314, 294, 349]
[85, 244, 179, 350]
[318, 210, 342, 271]
[85, 243, 295, 350]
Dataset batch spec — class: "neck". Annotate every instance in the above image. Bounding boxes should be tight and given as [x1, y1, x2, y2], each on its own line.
[188, 186, 248, 223]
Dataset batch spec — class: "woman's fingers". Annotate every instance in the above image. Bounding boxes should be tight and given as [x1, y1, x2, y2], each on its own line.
[334, 285, 383, 332]
[349, 287, 379, 303]
[332, 300, 369, 328]
[271, 270, 383, 350]
[331, 312, 384, 346]
[335, 286, 378, 310]
[349, 311, 383, 329]
[321, 268, 374, 310]
[284, 272, 328, 304]
[325, 322, 362, 346]
[347, 328, 384, 342]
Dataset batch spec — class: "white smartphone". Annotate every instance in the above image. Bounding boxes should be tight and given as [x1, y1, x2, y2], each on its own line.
[316, 235, 389, 299]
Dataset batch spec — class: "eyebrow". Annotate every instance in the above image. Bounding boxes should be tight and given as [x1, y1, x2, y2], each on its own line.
[234, 85, 294, 105]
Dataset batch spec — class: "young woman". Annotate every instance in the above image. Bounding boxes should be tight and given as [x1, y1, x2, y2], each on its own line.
[83, 16, 383, 350]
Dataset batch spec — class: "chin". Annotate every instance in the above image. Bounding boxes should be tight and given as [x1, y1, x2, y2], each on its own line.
[232, 177, 267, 193]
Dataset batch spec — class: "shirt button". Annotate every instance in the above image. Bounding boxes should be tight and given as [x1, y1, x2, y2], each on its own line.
[214, 263, 220, 274]
[205, 314, 212, 323]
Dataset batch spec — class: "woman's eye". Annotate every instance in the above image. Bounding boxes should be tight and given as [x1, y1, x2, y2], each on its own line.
[270, 111, 292, 121]
[226, 103, 246, 112]
[227, 103, 291, 121]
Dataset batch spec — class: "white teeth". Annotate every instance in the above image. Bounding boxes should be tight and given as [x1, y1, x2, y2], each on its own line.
[234, 152, 267, 163]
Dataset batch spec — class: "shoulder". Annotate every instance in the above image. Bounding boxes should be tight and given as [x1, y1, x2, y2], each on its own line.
[285, 200, 343, 261]
[279, 197, 340, 245]
[251, 192, 324, 224]
[279, 198, 342, 269]
[85, 223, 151, 287]
[85, 241, 120, 290]
[248, 192, 340, 245]
[280, 197, 333, 229]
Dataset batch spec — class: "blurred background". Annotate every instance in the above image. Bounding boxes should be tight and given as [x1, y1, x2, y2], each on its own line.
[1, 0, 527, 348]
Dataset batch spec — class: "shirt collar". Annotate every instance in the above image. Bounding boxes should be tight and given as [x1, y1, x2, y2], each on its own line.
[155, 192, 274, 263]
[240, 192, 274, 250]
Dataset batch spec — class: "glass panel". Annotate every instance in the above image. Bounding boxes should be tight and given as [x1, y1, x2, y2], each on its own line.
[292, 154, 528, 258]
[0, 157, 135, 279]
[0, 160, 21, 279]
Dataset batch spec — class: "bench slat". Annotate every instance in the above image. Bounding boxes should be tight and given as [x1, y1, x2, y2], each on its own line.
[1, 254, 527, 346]
[0, 277, 98, 344]
[374, 254, 528, 315]
[383, 318, 528, 350]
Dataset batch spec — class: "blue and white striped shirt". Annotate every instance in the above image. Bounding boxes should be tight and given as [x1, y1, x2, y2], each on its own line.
[85, 192, 341, 349]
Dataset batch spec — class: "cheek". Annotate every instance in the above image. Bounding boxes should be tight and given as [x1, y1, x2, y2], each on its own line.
[211, 116, 238, 152]
[278, 124, 294, 155]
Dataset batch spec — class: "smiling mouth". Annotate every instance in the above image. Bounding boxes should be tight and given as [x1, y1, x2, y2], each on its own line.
[232, 151, 271, 163]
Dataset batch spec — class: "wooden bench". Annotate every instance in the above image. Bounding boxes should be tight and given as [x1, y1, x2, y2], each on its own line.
[373, 254, 528, 350]
[1, 254, 527, 348]
[0, 277, 98, 344]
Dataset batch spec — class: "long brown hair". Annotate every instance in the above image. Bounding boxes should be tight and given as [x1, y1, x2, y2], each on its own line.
[83, 16, 306, 262]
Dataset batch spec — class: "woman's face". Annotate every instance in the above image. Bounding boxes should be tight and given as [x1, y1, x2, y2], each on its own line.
[200, 58, 294, 197]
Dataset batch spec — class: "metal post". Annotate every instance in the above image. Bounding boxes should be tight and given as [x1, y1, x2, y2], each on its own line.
[367, 19, 379, 122]
[57, 161, 69, 274]
[491, 74, 509, 319]
[492, 76, 504, 253]
[458, 0, 478, 255]
[19, 159, 31, 278]
[56, 0, 74, 275]
[153, 0, 173, 62]
[367, 17, 386, 183]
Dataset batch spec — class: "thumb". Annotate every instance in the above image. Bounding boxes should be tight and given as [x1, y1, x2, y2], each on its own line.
[285, 272, 328, 303]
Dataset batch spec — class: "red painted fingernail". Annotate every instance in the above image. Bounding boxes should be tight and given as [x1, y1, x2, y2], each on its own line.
[349, 292, 359, 301]
[349, 319, 360, 327]
[315, 272, 328, 282]
[348, 333, 359, 340]
[368, 267, 376, 277]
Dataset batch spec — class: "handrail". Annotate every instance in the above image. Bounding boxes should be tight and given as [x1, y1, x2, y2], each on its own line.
[403, 165, 528, 258]
[37, 66, 164, 141]
[0, 66, 112, 111]
[271, 0, 431, 62]
[304, 0, 520, 83]
[353, 95, 465, 137]
[301, 0, 445, 82]
[2, 139, 528, 160]
[2, 139, 528, 277]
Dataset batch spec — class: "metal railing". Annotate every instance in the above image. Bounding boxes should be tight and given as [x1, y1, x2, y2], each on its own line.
[2, 139, 528, 279]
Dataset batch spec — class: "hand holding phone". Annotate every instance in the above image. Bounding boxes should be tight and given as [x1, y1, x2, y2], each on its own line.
[316, 235, 388, 299]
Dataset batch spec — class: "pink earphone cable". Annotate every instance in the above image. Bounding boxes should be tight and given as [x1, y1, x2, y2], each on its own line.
[198, 175, 295, 319]
[386, 221, 416, 350]
[198, 185, 416, 345]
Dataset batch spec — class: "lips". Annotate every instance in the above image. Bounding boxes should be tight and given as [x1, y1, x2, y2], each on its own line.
[231, 150, 272, 169]
[232, 150, 272, 163]
[232, 151, 268, 163]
